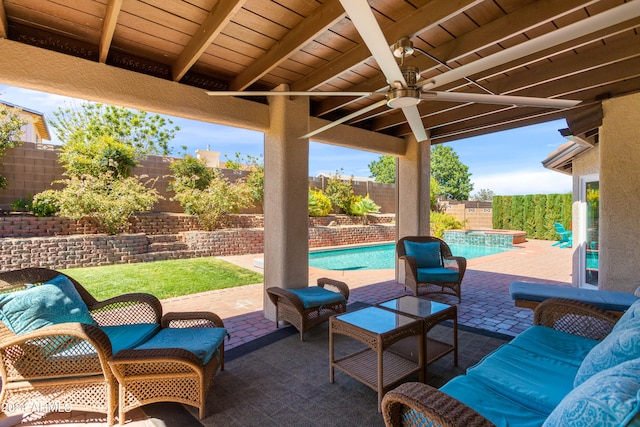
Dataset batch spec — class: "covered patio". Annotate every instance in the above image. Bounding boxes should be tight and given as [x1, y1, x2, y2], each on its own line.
[1, 238, 572, 426]
[1, 0, 640, 425]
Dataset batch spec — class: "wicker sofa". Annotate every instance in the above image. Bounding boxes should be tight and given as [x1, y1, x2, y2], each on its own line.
[383, 298, 640, 427]
[0, 268, 227, 425]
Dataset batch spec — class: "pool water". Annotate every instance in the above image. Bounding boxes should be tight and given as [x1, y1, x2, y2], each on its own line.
[308, 243, 513, 270]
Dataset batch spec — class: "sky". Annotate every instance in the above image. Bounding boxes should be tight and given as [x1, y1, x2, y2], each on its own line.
[0, 84, 572, 196]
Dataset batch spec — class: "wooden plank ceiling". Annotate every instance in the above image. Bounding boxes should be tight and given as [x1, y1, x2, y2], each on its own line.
[1, 0, 639, 143]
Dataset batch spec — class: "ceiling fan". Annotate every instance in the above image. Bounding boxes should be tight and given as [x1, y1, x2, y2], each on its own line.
[207, 0, 583, 143]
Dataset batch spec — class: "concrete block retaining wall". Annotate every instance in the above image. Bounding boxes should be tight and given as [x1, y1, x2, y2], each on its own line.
[0, 215, 396, 271]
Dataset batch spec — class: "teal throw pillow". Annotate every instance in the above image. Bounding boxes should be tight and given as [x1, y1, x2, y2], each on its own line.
[614, 299, 640, 333]
[574, 327, 640, 387]
[0, 274, 96, 335]
[544, 358, 640, 427]
[404, 240, 442, 268]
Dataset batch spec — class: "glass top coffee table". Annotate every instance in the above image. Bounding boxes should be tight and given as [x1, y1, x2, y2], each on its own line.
[377, 296, 458, 378]
[329, 306, 424, 412]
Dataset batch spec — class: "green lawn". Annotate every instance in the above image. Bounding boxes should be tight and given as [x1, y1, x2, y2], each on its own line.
[61, 257, 264, 301]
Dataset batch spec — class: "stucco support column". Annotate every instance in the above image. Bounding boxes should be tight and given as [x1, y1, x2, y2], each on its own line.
[263, 85, 310, 320]
[599, 92, 640, 293]
[395, 134, 431, 283]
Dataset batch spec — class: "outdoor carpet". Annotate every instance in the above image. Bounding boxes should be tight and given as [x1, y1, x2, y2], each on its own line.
[144, 302, 511, 427]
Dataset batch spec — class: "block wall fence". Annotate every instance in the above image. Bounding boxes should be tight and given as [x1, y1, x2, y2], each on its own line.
[0, 142, 397, 213]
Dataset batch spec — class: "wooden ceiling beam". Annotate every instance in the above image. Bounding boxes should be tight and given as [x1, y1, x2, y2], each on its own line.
[99, 0, 122, 63]
[432, 0, 599, 63]
[172, 0, 246, 82]
[488, 36, 640, 96]
[230, 0, 345, 91]
[0, 0, 8, 39]
[291, 0, 482, 92]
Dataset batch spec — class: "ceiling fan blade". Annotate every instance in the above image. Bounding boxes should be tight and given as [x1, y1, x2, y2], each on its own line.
[401, 106, 428, 142]
[206, 91, 376, 97]
[339, 0, 406, 87]
[301, 98, 388, 140]
[422, 91, 581, 109]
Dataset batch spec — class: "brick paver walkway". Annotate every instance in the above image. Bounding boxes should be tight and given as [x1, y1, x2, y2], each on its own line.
[163, 238, 573, 350]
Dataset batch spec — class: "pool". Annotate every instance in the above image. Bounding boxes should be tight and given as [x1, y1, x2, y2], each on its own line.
[308, 243, 513, 270]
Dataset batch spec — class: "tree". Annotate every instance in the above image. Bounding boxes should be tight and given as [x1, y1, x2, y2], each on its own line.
[0, 104, 28, 188]
[368, 155, 396, 183]
[471, 188, 495, 201]
[50, 102, 179, 157]
[430, 144, 473, 200]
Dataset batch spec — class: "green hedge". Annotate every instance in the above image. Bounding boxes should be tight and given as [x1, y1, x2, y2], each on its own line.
[493, 193, 572, 240]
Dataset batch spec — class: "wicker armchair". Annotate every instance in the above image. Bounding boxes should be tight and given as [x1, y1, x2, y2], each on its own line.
[266, 278, 349, 340]
[381, 298, 620, 427]
[397, 236, 467, 302]
[0, 267, 226, 425]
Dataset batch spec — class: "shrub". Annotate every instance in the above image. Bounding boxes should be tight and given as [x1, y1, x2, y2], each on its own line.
[171, 169, 252, 230]
[59, 135, 137, 179]
[168, 155, 213, 191]
[308, 188, 331, 217]
[350, 195, 381, 224]
[11, 195, 32, 212]
[30, 191, 59, 217]
[324, 171, 356, 214]
[53, 174, 161, 234]
[430, 211, 466, 238]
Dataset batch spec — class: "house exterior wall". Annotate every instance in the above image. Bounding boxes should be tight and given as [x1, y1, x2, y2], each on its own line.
[599, 92, 640, 293]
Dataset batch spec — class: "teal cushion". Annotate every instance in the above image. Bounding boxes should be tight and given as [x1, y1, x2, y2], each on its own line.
[509, 325, 599, 366]
[544, 358, 640, 427]
[467, 343, 578, 414]
[101, 323, 161, 354]
[441, 375, 548, 427]
[614, 299, 640, 333]
[416, 267, 459, 283]
[403, 241, 442, 268]
[574, 327, 640, 387]
[0, 274, 96, 335]
[133, 327, 227, 364]
[288, 286, 346, 310]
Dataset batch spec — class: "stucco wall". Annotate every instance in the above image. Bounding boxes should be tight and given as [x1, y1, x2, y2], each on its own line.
[599, 92, 640, 292]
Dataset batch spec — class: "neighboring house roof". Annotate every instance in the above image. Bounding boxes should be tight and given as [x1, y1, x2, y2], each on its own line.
[316, 173, 376, 183]
[1, 101, 51, 141]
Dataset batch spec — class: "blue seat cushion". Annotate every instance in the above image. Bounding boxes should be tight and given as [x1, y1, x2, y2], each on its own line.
[508, 325, 599, 366]
[403, 241, 442, 268]
[101, 323, 161, 354]
[288, 286, 346, 310]
[544, 358, 640, 427]
[0, 274, 97, 335]
[509, 281, 638, 312]
[441, 375, 548, 427]
[133, 327, 227, 364]
[416, 267, 459, 283]
[466, 343, 578, 414]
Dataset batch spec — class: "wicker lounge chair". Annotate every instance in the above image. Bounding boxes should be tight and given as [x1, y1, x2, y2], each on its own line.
[397, 236, 467, 302]
[266, 278, 349, 340]
[0, 267, 226, 425]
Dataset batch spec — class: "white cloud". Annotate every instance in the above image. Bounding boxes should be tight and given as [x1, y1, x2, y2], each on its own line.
[472, 169, 572, 196]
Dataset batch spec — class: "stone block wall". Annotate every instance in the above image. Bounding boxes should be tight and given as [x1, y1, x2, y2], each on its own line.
[0, 213, 397, 271]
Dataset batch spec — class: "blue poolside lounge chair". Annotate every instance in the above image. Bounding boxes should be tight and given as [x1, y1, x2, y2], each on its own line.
[553, 222, 572, 248]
